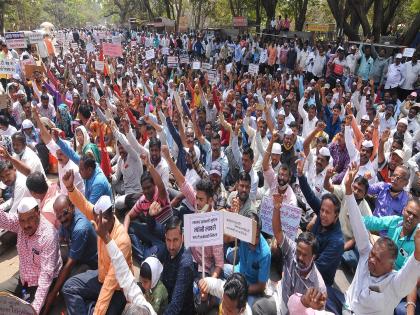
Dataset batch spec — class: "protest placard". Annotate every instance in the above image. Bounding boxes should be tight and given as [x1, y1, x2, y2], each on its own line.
[259, 196, 301, 240]
[184, 211, 223, 248]
[403, 48, 415, 58]
[102, 43, 123, 57]
[0, 60, 16, 75]
[192, 61, 201, 70]
[225, 63, 233, 73]
[248, 63, 259, 75]
[95, 61, 105, 71]
[179, 54, 189, 64]
[112, 36, 121, 45]
[223, 211, 257, 245]
[207, 69, 217, 84]
[70, 42, 79, 50]
[201, 63, 212, 71]
[0, 94, 10, 110]
[0, 292, 36, 315]
[24, 64, 44, 78]
[28, 32, 44, 44]
[162, 47, 169, 55]
[145, 49, 155, 60]
[167, 56, 178, 68]
[86, 42, 95, 54]
[97, 31, 106, 40]
[5, 32, 26, 49]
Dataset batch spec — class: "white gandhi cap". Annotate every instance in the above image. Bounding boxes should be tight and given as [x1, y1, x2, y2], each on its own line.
[17, 197, 38, 214]
[93, 195, 113, 214]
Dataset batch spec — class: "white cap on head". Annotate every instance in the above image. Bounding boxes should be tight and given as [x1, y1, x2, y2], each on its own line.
[284, 128, 293, 136]
[319, 147, 331, 157]
[395, 53, 403, 59]
[398, 118, 408, 126]
[272, 143, 282, 155]
[391, 149, 404, 160]
[22, 119, 34, 129]
[277, 108, 285, 116]
[362, 140, 374, 148]
[17, 197, 38, 214]
[361, 114, 370, 121]
[93, 196, 113, 215]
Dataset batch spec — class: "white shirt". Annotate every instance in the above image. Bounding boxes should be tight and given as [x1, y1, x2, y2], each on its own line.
[344, 195, 420, 315]
[346, 53, 359, 76]
[298, 97, 318, 138]
[400, 61, 420, 90]
[0, 171, 30, 214]
[46, 140, 85, 195]
[14, 146, 45, 176]
[106, 240, 156, 315]
[378, 112, 396, 135]
[384, 62, 403, 89]
[0, 125, 17, 137]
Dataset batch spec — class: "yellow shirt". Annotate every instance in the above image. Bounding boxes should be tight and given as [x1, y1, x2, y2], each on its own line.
[68, 188, 133, 315]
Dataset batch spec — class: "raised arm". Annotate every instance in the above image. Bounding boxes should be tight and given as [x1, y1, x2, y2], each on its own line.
[272, 193, 284, 246]
[303, 122, 326, 157]
[297, 158, 321, 214]
[323, 166, 335, 193]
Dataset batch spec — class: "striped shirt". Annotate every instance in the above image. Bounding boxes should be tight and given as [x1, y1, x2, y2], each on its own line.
[132, 187, 172, 224]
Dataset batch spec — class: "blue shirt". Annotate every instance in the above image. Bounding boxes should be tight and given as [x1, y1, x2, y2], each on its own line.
[56, 138, 112, 204]
[298, 174, 344, 286]
[234, 233, 271, 285]
[59, 209, 98, 269]
[363, 215, 418, 270]
[368, 182, 409, 217]
[323, 106, 342, 141]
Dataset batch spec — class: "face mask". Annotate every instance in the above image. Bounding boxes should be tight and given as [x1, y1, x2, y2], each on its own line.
[295, 257, 313, 273]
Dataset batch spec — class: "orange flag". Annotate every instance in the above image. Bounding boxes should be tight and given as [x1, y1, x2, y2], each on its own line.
[99, 126, 112, 177]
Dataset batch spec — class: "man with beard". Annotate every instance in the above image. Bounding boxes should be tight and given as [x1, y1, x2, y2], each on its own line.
[0, 160, 30, 214]
[41, 195, 98, 315]
[369, 165, 409, 219]
[322, 96, 342, 141]
[262, 131, 298, 206]
[377, 129, 405, 183]
[252, 193, 326, 315]
[390, 117, 412, 150]
[296, 158, 344, 287]
[10, 132, 45, 175]
[344, 116, 377, 184]
[227, 172, 257, 217]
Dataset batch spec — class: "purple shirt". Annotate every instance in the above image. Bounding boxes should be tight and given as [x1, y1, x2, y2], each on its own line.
[368, 182, 409, 217]
[328, 142, 350, 184]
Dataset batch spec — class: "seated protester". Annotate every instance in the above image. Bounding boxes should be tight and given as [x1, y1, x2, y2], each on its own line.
[54, 132, 112, 204]
[32, 107, 85, 194]
[362, 198, 420, 314]
[0, 160, 30, 213]
[368, 165, 409, 218]
[328, 129, 350, 184]
[0, 197, 62, 314]
[344, 116, 377, 184]
[26, 171, 59, 228]
[11, 131, 45, 175]
[296, 159, 344, 287]
[262, 131, 298, 206]
[95, 213, 160, 315]
[0, 115, 17, 137]
[109, 119, 142, 213]
[198, 273, 252, 315]
[161, 216, 195, 315]
[377, 129, 405, 183]
[323, 167, 372, 271]
[37, 94, 56, 122]
[42, 195, 98, 314]
[226, 172, 258, 218]
[61, 170, 132, 315]
[124, 154, 171, 263]
[334, 163, 420, 315]
[232, 120, 259, 202]
[253, 193, 326, 315]
[321, 96, 342, 141]
[74, 125, 101, 163]
[20, 119, 40, 151]
[288, 288, 333, 315]
[224, 213, 271, 306]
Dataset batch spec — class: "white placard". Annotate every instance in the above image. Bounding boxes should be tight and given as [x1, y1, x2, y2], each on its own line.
[145, 49, 155, 60]
[5, 32, 26, 49]
[403, 48, 416, 58]
[248, 63, 259, 75]
[201, 63, 212, 71]
[0, 60, 16, 75]
[70, 42, 79, 50]
[225, 63, 232, 73]
[184, 211, 224, 248]
[0, 292, 36, 315]
[112, 35, 121, 44]
[259, 196, 301, 240]
[207, 69, 217, 84]
[167, 56, 178, 68]
[180, 54, 189, 64]
[28, 32, 44, 44]
[192, 61, 201, 70]
[162, 47, 169, 55]
[86, 42, 95, 53]
[223, 211, 257, 244]
[98, 31, 106, 40]
[95, 60, 104, 71]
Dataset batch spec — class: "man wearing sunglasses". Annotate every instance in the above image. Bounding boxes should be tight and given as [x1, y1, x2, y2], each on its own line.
[41, 194, 98, 315]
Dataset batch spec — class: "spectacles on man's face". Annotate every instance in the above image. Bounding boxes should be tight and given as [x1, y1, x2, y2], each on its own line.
[390, 174, 404, 181]
[57, 208, 70, 221]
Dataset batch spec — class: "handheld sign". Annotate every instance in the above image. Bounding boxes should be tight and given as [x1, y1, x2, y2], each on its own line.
[24, 64, 44, 78]
[112, 36, 121, 45]
[162, 47, 169, 55]
[223, 211, 257, 245]
[86, 42, 95, 54]
[95, 61, 105, 72]
[225, 63, 233, 73]
[28, 32, 44, 44]
[201, 63, 212, 71]
[102, 43, 123, 57]
[403, 48, 415, 58]
[145, 49, 155, 60]
[5, 32, 26, 49]
[70, 42, 79, 50]
[192, 61, 201, 70]
[0, 292, 36, 315]
[184, 211, 223, 248]
[167, 56, 179, 68]
[248, 63, 259, 75]
[179, 54, 189, 64]
[259, 196, 301, 240]
[0, 60, 16, 75]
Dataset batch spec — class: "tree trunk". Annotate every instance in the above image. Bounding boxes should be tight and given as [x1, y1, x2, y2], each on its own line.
[0, 1, 5, 35]
[372, 0, 383, 42]
[349, 0, 372, 37]
[398, 14, 420, 46]
[261, 0, 277, 29]
[196, 0, 202, 29]
[256, 0, 261, 32]
[228, 0, 238, 17]
[381, 0, 401, 35]
[142, 0, 154, 20]
[295, 0, 309, 31]
[327, 0, 361, 40]
[163, 0, 172, 19]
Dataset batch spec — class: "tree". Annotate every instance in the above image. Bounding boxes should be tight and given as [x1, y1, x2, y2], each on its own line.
[261, 0, 278, 28]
